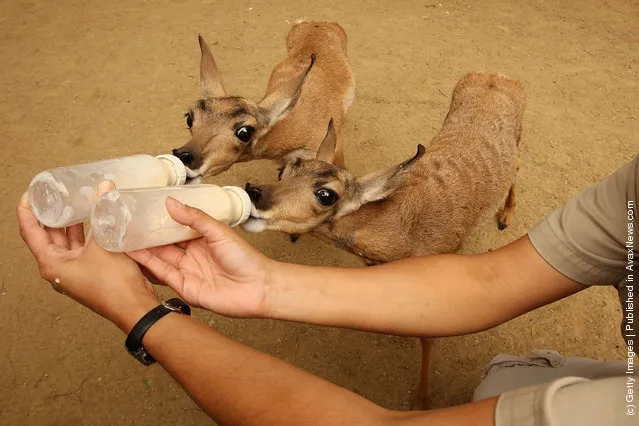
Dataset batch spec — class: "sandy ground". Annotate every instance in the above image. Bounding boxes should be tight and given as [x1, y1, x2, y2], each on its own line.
[0, 0, 637, 424]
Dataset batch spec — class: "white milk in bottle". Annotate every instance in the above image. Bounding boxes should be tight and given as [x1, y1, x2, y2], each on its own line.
[91, 185, 252, 252]
[28, 154, 187, 227]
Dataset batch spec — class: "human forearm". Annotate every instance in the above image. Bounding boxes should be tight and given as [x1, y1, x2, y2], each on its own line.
[390, 396, 497, 426]
[137, 309, 499, 426]
[267, 254, 492, 336]
[266, 236, 584, 336]
[141, 312, 388, 425]
[126, 206, 584, 338]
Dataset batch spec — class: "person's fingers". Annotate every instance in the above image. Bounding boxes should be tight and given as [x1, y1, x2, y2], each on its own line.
[67, 223, 85, 250]
[45, 226, 70, 249]
[17, 192, 53, 259]
[145, 245, 185, 268]
[127, 248, 185, 292]
[175, 241, 189, 250]
[139, 265, 166, 286]
[92, 180, 116, 203]
[166, 197, 237, 245]
[84, 180, 116, 241]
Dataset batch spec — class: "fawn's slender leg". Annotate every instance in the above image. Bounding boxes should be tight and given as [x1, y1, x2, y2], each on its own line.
[497, 183, 517, 230]
[411, 337, 433, 410]
[497, 157, 520, 230]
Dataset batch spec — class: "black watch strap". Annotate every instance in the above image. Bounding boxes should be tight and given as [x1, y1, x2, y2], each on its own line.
[125, 298, 191, 366]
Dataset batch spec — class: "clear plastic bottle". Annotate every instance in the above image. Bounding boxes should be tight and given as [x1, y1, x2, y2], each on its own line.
[28, 154, 187, 228]
[90, 185, 252, 252]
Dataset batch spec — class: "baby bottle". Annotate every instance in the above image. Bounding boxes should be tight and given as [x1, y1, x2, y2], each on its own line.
[90, 185, 252, 252]
[28, 154, 187, 227]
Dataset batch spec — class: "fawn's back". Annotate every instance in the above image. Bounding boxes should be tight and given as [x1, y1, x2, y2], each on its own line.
[324, 73, 526, 263]
[251, 21, 354, 163]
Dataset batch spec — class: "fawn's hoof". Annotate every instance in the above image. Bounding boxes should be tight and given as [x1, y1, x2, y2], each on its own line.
[498, 222, 508, 231]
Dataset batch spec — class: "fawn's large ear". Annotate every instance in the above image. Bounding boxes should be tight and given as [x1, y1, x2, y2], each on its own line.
[351, 144, 425, 207]
[199, 35, 226, 98]
[258, 53, 316, 128]
[315, 119, 337, 164]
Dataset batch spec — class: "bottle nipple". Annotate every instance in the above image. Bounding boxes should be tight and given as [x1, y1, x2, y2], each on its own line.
[156, 154, 188, 186]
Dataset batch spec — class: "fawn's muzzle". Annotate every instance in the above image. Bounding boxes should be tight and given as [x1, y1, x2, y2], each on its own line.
[245, 183, 262, 203]
[245, 183, 275, 211]
[172, 148, 201, 170]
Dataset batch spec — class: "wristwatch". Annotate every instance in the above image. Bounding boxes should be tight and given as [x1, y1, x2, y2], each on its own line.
[125, 298, 191, 366]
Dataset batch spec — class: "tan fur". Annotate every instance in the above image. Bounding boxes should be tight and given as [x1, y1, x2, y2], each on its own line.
[323, 74, 525, 263]
[246, 73, 526, 263]
[245, 73, 526, 409]
[173, 21, 354, 177]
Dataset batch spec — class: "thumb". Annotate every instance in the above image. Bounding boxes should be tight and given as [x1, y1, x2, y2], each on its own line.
[93, 180, 116, 203]
[85, 180, 116, 241]
[166, 197, 234, 244]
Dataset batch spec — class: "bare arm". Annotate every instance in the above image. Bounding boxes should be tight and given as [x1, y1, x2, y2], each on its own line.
[266, 235, 584, 336]
[130, 201, 584, 338]
[141, 311, 498, 425]
[140, 312, 387, 425]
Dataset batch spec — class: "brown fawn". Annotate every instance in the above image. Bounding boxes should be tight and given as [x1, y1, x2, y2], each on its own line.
[172, 21, 354, 178]
[243, 72, 526, 408]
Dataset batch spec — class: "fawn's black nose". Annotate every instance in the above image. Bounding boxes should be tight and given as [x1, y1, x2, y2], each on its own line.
[245, 183, 262, 203]
[172, 148, 199, 169]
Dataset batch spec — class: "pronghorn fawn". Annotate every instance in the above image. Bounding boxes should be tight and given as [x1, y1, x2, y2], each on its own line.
[172, 21, 354, 178]
[243, 72, 526, 408]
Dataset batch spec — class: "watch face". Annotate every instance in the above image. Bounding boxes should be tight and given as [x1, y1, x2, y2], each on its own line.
[129, 347, 155, 366]
[162, 298, 191, 315]
[161, 300, 182, 312]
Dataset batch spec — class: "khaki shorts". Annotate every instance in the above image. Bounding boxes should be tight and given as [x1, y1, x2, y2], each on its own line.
[473, 351, 633, 425]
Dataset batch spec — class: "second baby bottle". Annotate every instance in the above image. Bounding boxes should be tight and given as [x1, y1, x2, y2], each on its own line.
[91, 185, 252, 252]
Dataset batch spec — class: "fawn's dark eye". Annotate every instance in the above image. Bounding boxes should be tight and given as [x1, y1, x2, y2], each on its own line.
[235, 126, 255, 143]
[314, 188, 339, 206]
[185, 112, 193, 129]
[277, 167, 285, 181]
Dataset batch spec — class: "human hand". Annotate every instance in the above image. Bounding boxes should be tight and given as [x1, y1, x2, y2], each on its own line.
[17, 181, 159, 333]
[127, 198, 274, 317]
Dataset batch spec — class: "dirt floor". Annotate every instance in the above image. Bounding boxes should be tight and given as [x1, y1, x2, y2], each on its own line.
[0, 0, 637, 424]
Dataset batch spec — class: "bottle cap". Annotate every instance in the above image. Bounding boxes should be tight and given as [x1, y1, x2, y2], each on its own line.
[222, 186, 252, 227]
[156, 154, 187, 185]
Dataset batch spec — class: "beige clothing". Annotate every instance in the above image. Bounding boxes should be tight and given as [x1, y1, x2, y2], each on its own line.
[497, 376, 632, 426]
[529, 155, 637, 287]
[493, 155, 638, 426]
[474, 350, 627, 400]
